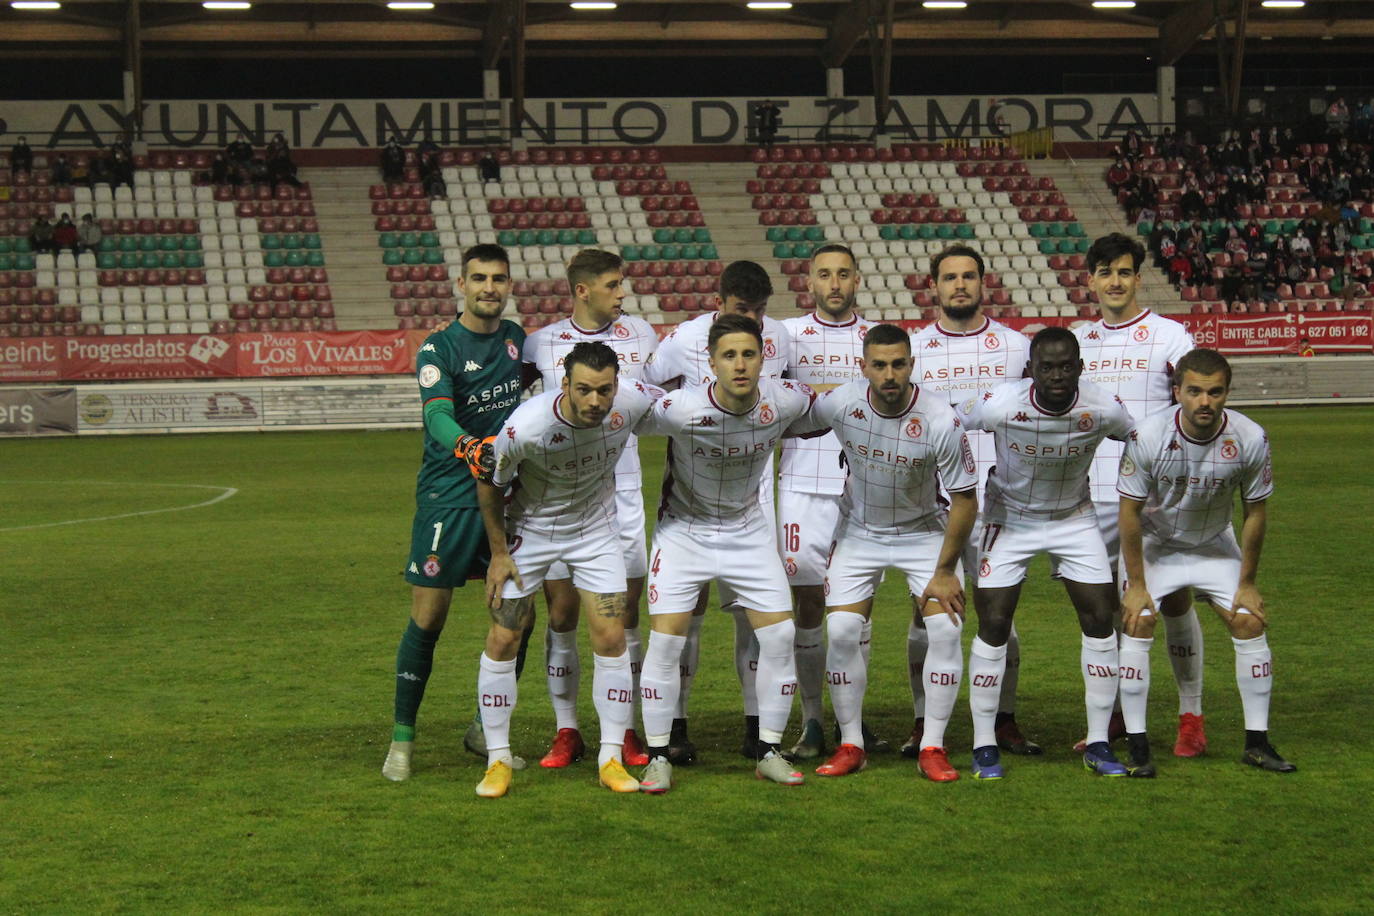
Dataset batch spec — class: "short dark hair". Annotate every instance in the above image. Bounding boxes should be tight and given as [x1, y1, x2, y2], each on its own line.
[1030, 325, 1079, 359]
[718, 260, 772, 303]
[567, 248, 624, 291]
[862, 323, 911, 354]
[929, 244, 985, 279]
[708, 313, 763, 354]
[809, 244, 858, 271]
[1172, 347, 1232, 387]
[1086, 232, 1146, 272]
[461, 243, 510, 274]
[564, 341, 620, 379]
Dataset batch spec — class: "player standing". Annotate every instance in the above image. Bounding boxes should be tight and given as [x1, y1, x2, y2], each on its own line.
[778, 244, 880, 760]
[637, 314, 816, 793]
[806, 324, 979, 781]
[1076, 232, 1202, 757]
[523, 249, 657, 769]
[472, 342, 662, 797]
[908, 244, 1038, 758]
[1117, 348, 1295, 776]
[959, 327, 1134, 779]
[642, 261, 791, 762]
[383, 243, 528, 782]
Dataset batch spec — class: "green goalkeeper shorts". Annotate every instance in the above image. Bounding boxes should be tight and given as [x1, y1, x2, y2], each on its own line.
[404, 505, 490, 589]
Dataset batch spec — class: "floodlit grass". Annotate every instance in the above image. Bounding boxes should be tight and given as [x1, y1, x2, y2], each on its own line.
[3, 407, 1373, 912]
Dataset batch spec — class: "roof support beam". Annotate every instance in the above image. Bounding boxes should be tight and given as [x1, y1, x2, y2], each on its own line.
[820, 0, 872, 71]
[1158, 0, 1240, 66]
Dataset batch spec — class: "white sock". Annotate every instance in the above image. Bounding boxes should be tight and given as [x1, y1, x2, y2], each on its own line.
[1119, 634, 1154, 734]
[640, 632, 685, 748]
[733, 610, 760, 717]
[968, 636, 1006, 750]
[754, 619, 798, 746]
[1081, 633, 1120, 745]
[592, 651, 633, 766]
[624, 625, 643, 718]
[478, 653, 517, 765]
[794, 624, 826, 725]
[920, 613, 963, 750]
[676, 615, 703, 719]
[999, 622, 1021, 715]
[860, 617, 873, 667]
[1233, 632, 1273, 731]
[825, 612, 867, 749]
[907, 619, 929, 719]
[545, 628, 580, 731]
[1164, 608, 1204, 716]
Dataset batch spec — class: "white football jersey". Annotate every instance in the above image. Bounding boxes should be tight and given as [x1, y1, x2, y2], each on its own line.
[959, 378, 1133, 521]
[813, 380, 977, 536]
[1117, 407, 1273, 549]
[643, 377, 815, 537]
[523, 314, 658, 491]
[1074, 310, 1194, 504]
[643, 312, 790, 389]
[492, 381, 661, 540]
[780, 311, 875, 496]
[911, 315, 1031, 502]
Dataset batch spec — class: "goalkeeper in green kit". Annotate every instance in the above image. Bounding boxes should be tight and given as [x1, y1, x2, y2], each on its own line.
[383, 243, 534, 781]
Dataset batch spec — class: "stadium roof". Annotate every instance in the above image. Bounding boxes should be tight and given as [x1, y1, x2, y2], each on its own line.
[2, 0, 1373, 63]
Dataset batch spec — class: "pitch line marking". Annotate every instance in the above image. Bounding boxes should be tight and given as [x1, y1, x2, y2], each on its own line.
[0, 481, 239, 532]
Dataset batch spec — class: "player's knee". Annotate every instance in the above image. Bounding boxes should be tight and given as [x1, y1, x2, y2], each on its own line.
[825, 610, 864, 648]
[1228, 611, 1264, 640]
[976, 613, 1012, 647]
[1079, 611, 1115, 640]
[754, 618, 795, 658]
[1123, 612, 1157, 639]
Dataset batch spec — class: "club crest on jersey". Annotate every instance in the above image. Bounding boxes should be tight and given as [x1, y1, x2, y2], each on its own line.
[906, 417, 923, 439]
[984, 334, 1001, 350]
[785, 557, 798, 577]
[648, 585, 659, 604]
[857, 324, 869, 339]
[979, 557, 991, 578]
[1077, 413, 1095, 431]
[505, 339, 519, 360]
[418, 364, 442, 388]
[609, 411, 625, 431]
[1120, 455, 1137, 476]
[1220, 439, 1238, 459]
[759, 403, 775, 424]
[1133, 325, 1150, 342]
[614, 324, 630, 339]
[423, 554, 442, 577]
[764, 339, 777, 358]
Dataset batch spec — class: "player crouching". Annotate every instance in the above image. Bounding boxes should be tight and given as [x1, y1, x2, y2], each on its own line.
[805, 324, 979, 781]
[475, 342, 662, 796]
[1117, 348, 1295, 776]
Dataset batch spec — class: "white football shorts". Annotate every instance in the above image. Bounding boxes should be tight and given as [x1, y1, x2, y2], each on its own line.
[777, 489, 843, 587]
[503, 524, 627, 600]
[823, 524, 947, 607]
[545, 487, 648, 582]
[1129, 529, 1242, 610]
[647, 517, 792, 615]
[976, 503, 1112, 588]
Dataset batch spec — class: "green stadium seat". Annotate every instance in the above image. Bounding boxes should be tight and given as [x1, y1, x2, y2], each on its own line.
[879, 226, 899, 241]
[620, 244, 641, 261]
[1038, 239, 1059, 255]
[654, 228, 674, 244]
[98, 237, 117, 253]
[265, 251, 287, 268]
[660, 244, 681, 260]
[261, 234, 281, 250]
[639, 244, 660, 260]
[680, 244, 700, 260]
[159, 235, 180, 251]
[956, 223, 975, 239]
[1029, 223, 1047, 238]
[804, 226, 824, 242]
[557, 229, 577, 245]
[936, 225, 956, 240]
[398, 232, 419, 248]
[119, 252, 139, 269]
[138, 236, 158, 252]
[286, 251, 307, 267]
[303, 234, 322, 250]
[118, 236, 139, 252]
[899, 224, 919, 241]
[1046, 222, 1064, 238]
[699, 244, 718, 259]
[517, 230, 538, 246]
[382, 249, 403, 265]
[1136, 221, 1153, 236]
[281, 234, 302, 250]
[423, 249, 443, 265]
[0, 254, 11, 270]
[917, 224, 937, 240]
[15, 253, 35, 270]
[305, 251, 325, 267]
[183, 252, 204, 268]
[97, 252, 117, 269]
[379, 232, 399, 248]
[792, 242, 814, 258]
[785, 227, 805, 242]
[402, 249, 423, 265]
[766, 227, 786, 243]
[576, 230, 596, 245]
[141, 252, 161, 269]
[693, 228, 711, 243]
[537, 230, 557, 246]
[497, 230, 518, 247]
[1067, 222, 1086, 237]
[673, 228, 693, 244]
[774, 243, 792, 259]
[161, 252, 183, 268]
[418, 232, 439, 248]
[0, 238, 12, 255]
[181, 236, 201, 251]
[13, 237, 32, 253]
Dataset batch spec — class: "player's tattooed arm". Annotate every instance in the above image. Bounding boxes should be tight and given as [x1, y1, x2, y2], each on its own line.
[491, 595, 535, 631]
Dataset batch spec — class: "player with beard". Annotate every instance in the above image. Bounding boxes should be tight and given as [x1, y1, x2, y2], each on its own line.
[907, 245, 1038, 759]
[778, 245, 885, 760]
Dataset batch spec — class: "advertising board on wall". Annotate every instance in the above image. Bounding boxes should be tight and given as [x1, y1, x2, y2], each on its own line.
[0, 388, 77, 436]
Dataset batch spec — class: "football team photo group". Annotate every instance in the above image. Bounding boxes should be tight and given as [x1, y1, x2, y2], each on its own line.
[382, 232, 1294, 797]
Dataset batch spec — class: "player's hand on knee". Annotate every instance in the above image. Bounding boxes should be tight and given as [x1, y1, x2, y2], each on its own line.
[919, 570, 965, 623]
[485, 554, 524, 610]
[456, 434, 497, 483]
[1121, 583, 1157, 636]
[1225, 584, 1266, 635]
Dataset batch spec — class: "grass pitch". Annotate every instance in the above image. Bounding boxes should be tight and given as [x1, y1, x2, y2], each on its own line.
[3, 406, 1374, 914]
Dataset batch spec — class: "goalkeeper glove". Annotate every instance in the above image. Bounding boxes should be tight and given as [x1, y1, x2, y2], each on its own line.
[455, 434, 497, 482]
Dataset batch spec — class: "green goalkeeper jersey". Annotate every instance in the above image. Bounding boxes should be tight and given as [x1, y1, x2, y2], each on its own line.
[413, 318, 526, 509]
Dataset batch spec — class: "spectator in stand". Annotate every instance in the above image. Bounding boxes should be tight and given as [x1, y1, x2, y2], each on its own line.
[51, 213, 79, 256]
[381, 136, 406, 183]
[77, 213, 102, 253]
[110, 147, 135, 189]
[227, 132, 254, 169]
[1299, 337, 1316, 357]
[1180, 177, 1205, 221]
[29, 215, 55, 254]
[478, 148, 501, 184]
[51, 154, 73, 186]
[1242, 217, 1265, 248]
[88, 148, 112, 189]
[1355, 99, 1374, 143]
[1168, 249, 1192, 288]
[421, 152, 446, 200]
[210, 151, 235, 185]
[417, 137, 440, 160]
[1326, 98, 1351, 137]
[756, 100, 782, 149]
[266, 134, 302, 189]
[11, 136, 34, 173]
[1224, 227, 1249, 258]
[1106, 159, 1131, 193]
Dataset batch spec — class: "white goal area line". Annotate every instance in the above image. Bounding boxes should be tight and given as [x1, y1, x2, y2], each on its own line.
[0, 481, 239, 532]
